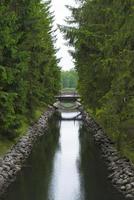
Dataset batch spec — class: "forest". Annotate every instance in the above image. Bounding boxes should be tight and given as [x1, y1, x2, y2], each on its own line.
[61, 69, 78, 89]
[0, 1, 134, 199]
[63, 0, 134, 161]
[0, 0, 134, 162]
[0, 0, 60, 140]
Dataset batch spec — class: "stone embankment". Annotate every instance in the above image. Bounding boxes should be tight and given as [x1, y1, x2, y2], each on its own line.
[82, 111, 134, 200]
[0, 106, 55, 197]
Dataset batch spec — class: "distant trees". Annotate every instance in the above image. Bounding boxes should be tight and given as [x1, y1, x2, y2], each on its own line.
[61, 69, 78, 89]
[63, 0, 134, 144]
[0, 0, 60, 138]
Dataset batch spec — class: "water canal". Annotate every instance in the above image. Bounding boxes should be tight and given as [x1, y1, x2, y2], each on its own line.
[4, 112, 125, 200]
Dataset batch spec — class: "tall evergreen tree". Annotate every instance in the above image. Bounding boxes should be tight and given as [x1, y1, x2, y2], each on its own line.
[63, 0, 134, 144]
[0, 0, 60, 138]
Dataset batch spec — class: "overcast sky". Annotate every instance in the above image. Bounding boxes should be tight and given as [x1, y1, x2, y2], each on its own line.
[51, 0, 75, 71]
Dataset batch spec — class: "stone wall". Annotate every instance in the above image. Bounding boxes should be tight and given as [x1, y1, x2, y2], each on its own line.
[0, 106, 55, 197]
[82, 111, 134, 200]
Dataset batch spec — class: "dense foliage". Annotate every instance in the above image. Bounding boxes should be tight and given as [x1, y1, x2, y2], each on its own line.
[61, 69, 78, 89]
[63, 0, 134, 153]
[0, 0, 60, 138]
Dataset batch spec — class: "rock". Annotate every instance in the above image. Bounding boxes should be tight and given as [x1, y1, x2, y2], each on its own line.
[126, 184, 132, 190]
[0, 175, 5, 185]
[116, 178, 124, 185]
[0, 158, 3, 166]
[121, 186, 126, 191]
[3, 165, 10, 171]
[122, 179, 129, 185]
[131, 182, 134, 187]
[125, 194, 134, 199]
[82, 111, 134, 200]
[0, 107, 54, 198]
[1, 172, 8, 179]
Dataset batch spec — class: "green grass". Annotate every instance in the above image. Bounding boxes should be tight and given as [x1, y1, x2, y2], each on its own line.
[17, 105, 47, 136]
[94, 113, 134, 164]
[120, 119, 134, 163]
[0, 140, 14, 156]
[17, 118, 29, 137]
[34, 106, 46, 121]
[121, 145, 134, 163]
[0, 105, 47, 157]
[121, 119, 134, 129]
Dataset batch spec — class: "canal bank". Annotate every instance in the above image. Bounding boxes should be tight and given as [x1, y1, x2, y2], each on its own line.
[82, 110, 134, 199]
[2, 111, 125, 200]
[0, 106, 56, 197]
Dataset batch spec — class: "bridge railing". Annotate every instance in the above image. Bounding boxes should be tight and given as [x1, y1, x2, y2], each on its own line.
[59, 90, 78, 97]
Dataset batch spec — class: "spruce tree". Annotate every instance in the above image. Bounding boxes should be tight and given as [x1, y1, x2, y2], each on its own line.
[0, 0, 60, 138]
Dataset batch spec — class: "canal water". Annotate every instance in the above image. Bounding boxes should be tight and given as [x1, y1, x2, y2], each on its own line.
[4, 112, 125, 200]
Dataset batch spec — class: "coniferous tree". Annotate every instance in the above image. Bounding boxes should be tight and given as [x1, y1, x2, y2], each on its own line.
[63, 0, 134, 145]
[0, 0, 60, 138]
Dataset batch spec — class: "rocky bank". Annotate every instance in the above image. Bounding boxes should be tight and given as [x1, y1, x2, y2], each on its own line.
[0, 106, 55, 197]
[82, 111, 134, 200]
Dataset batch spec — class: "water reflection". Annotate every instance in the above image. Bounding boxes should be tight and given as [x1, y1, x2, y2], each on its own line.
[48, 113, 83, 200]
[79, 125, 125, 200]
[4, 114, 60, 200]
[61, 112, 81, 119]
[4, 112, 125, 200]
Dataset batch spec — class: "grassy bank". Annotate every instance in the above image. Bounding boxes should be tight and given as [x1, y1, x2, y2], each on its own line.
[0, 105, 47, 157]
[100, 118, 134, 163]
[0, 140, 14, 156]
[120, 119, 134, 163]
[86, 108, 134, 163]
